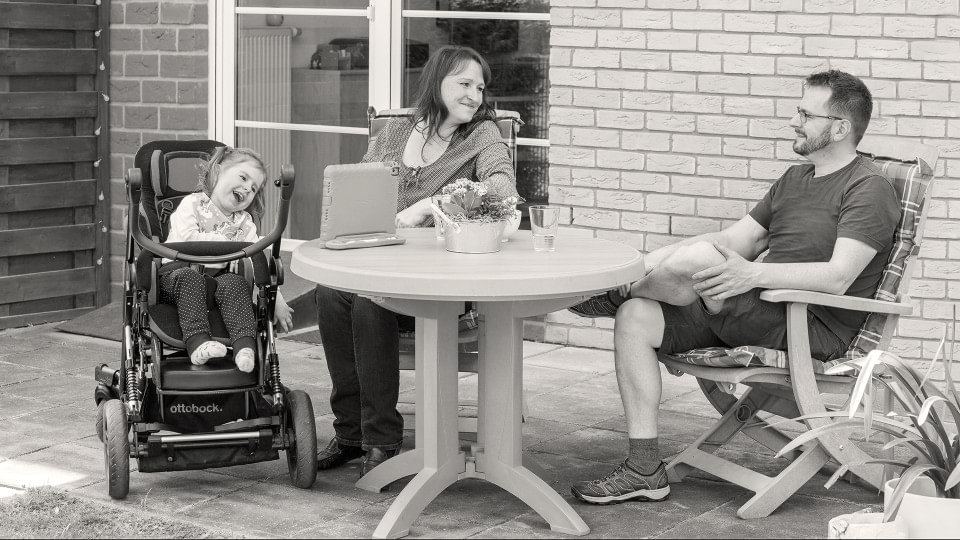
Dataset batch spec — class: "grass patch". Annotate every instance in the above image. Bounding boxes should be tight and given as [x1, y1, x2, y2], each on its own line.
[0, 488, 223, 539]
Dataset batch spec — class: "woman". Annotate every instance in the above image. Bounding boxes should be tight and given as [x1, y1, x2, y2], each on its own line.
[315, 45, 518, 477]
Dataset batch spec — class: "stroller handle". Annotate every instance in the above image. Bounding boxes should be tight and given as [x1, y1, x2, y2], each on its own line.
[126, 165, 296, 264]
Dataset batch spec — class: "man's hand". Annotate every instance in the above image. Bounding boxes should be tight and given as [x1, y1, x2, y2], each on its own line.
[691, 243, 762, 302]
[274, 296, 294, 333]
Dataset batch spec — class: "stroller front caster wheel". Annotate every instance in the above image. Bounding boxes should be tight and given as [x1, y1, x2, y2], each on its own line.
[102, 399, 130, 499]
[285, 389, 317, 489]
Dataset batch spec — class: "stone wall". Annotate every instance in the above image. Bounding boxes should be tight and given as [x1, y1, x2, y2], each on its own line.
[541, 0, 960, 361]
[108, 0, 208, 299]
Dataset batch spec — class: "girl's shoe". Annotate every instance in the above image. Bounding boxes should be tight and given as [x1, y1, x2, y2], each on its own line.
[190, 341, 227, 365]
[234, 348, 255, 372]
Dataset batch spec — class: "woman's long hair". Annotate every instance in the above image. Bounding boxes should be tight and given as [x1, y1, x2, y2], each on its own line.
[411, 45, 497, 142]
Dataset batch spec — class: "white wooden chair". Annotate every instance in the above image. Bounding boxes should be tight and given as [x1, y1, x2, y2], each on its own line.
[659, 137, 939, 519]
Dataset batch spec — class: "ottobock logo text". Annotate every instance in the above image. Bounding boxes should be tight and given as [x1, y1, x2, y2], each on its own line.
[170, 403, 223, 414]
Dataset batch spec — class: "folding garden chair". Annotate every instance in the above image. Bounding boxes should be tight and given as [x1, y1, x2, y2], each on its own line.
[659, 137, 939, 519]
[366, 107, 528, 432]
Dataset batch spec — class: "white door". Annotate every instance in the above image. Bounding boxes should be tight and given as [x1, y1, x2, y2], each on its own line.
[214, 1, 549, 241]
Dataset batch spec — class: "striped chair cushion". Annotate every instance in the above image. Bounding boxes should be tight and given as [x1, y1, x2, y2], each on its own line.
[668, 155, 933, 371]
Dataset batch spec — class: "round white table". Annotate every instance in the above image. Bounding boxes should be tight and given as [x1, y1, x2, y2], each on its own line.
[292, 228, 645, 539]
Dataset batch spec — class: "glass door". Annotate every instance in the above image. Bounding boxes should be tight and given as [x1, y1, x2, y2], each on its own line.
[215, 1, 549, 241]
[396, 1, 550, 211]
[218, 1, 386, 240]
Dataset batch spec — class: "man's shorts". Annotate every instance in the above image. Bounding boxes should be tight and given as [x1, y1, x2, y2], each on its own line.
[659, 289, 848, 362]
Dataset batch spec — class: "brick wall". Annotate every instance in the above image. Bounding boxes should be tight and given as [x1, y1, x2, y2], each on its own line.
[108, 0, 208, 299]
[541, 0, 960, 362]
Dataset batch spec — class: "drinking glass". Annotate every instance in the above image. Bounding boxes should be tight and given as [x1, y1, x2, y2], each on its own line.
[430, 195, 448, 240]
[529, 205, 560, 252]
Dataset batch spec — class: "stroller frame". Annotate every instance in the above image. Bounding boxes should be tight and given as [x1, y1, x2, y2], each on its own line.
[93, 140, 316, 499]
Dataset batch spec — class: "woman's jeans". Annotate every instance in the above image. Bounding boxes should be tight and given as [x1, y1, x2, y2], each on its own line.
[315, 285, 410, 451]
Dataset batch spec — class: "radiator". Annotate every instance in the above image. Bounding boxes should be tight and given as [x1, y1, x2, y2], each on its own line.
[238, 27, 294, 236]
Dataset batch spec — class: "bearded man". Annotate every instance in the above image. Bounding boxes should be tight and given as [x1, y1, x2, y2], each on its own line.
[567, 70, 899, 505]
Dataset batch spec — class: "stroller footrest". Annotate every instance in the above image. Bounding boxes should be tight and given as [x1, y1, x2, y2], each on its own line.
[159, 356, 258, 391]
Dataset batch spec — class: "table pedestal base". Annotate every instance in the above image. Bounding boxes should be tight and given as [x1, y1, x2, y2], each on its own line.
[358, 297, 591, 539]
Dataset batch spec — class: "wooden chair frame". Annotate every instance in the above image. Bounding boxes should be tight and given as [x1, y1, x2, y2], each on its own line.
[659, 137, 939, 519]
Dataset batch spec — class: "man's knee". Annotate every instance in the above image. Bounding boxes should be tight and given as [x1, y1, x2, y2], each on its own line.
[662, 241, 724, 276]
[615, 298, 665, 347]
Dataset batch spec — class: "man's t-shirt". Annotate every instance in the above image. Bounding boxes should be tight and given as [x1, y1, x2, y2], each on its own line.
[748, 156, 900, 345]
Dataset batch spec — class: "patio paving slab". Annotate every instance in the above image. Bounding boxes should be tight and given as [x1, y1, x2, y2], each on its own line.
[0, 323, 887, 538]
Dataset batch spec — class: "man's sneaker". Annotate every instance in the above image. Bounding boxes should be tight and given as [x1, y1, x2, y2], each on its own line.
[570, 461, 670, 505]
[568, 289, 628, 318]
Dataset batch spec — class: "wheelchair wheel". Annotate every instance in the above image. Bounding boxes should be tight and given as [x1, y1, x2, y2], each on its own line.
[95, 401, 106, 443]
[285, 389, 317, 489]
[102, 399, 130, 499]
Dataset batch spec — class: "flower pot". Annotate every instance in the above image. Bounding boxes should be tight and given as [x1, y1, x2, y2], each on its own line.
[444, 221, 504, 254]
[501, 209, 522, 242]
[883, 477, 960, 538]
[827, 512, 907, 539]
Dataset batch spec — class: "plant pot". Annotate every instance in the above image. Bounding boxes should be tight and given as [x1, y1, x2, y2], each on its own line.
[827, 512, 907, 539]
[883, 477, 960, 538]
[501, 209, 522, 242]
[443, 220, 504, 254]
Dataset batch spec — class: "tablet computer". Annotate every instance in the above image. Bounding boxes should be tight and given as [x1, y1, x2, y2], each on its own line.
[319, 162, 406, 249]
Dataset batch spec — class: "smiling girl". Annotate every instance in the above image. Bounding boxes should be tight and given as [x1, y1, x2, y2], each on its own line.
[162, 146, 293, 372]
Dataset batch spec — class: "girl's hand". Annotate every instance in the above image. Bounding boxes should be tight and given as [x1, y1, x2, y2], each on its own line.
[274, 296, 294, 333]
[395, 198, 432, 228]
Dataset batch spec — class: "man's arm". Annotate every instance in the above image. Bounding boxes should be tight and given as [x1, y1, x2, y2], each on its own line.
[644, 215, 768, 272]
[693, 237, 878, 301]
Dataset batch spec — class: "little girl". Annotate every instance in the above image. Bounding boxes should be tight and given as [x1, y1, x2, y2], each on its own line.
[160, 146, 294, 372]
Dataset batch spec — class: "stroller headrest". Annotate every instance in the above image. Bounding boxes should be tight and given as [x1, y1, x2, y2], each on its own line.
[133, 140, 226, 240]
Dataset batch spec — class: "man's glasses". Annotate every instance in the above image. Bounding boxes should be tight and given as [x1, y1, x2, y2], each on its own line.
[796, 107, 844, 123]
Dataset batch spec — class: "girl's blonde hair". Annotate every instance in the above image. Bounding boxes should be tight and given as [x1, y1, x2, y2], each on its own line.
[197, 146, 269, 219]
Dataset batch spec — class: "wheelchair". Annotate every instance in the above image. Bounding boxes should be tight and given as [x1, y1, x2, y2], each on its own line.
[93, 140, 317, 499]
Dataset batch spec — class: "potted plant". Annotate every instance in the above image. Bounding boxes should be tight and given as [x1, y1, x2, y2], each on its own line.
[433, 179, 520, 254]
[776, 322, 960, 539]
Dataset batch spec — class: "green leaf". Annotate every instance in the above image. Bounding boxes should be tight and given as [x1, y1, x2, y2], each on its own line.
[848, 350, 884, 419]
[945, 463, 960, 490]
[884, 465, 945, 523]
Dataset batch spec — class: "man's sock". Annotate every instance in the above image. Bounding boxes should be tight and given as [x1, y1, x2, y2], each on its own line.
[625, 437, 661, 476]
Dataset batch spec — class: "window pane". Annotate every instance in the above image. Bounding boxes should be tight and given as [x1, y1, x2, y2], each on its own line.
[404, 0, 549, 13]
[401, 18, 548, 140]
[517, 145, 548, 206]
[237, 128, 368, 240]
[240, 1, 368, 8]
[237, 14, 369, 129]
[401, 16, 549, 207]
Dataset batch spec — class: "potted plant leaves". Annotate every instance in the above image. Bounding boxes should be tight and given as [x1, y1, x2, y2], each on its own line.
[777, 314, 960, 539]
[432, 179, 520, 254]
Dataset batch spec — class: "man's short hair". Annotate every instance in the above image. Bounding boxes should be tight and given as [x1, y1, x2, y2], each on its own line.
[804, 70, 873, 145]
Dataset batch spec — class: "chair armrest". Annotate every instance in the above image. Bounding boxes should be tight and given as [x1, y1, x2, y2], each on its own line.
[759, 289, 913, 316]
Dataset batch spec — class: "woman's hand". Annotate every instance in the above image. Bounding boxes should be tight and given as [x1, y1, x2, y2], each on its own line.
[395, 198, 433, 228]
[273, 293, 294, 333]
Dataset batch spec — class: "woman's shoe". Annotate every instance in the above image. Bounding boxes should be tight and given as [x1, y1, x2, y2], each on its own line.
[316, 438, 365, 470]
[360, 447, 399, 477]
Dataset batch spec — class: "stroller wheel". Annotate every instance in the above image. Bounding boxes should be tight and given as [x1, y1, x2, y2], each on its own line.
[102, 399, 130, 499]
[95, 401, 106, 443]
[285, 389, 318, 489]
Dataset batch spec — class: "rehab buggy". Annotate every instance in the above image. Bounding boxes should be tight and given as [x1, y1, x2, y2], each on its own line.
[93, 140, 317, 498]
